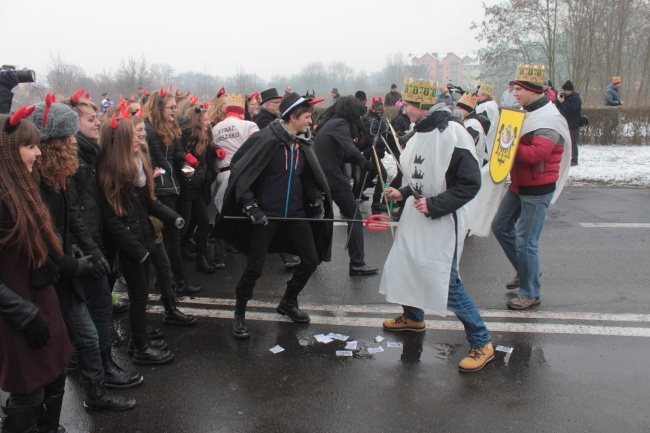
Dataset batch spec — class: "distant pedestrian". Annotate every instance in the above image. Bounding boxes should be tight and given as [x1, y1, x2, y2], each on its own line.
[604, 76, 623, 106]
[556, 80, 582, 166]
[100, 93, 113, 115]
[331, 87, 340, 104]
[500, 81, 520, 108]
[384, 83, 401, 107]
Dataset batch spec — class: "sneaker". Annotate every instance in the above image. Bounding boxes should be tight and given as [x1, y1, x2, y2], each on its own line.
[507, 295, 541, 310]
[382, 314, 426, 332]
[458, 342, 495, 372]
[505, 275, 519, 290]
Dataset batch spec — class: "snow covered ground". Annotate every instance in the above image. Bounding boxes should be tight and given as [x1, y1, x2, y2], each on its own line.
[383, 145, 650, 187]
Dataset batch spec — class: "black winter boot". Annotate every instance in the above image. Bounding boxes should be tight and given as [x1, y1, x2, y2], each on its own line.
[2, 402, 41, 433]
[130, 334, 174, 365]
[163, 297, 197, 327]
[36, 374, 66, 433]
[175, 279, 202, 296]
[276, 293, 310, 323]
[147, 322, 164, 340]
[101, 347, 144, 389]
[83, 380, 136, 412]
[127, 338, 168, 356]
[232, 299, 249, 340]
[196, 254, 216, 274]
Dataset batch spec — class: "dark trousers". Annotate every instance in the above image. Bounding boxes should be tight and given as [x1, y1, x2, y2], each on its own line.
[371, 159, 388, 204]
[569, 127, 580, 164]
[78, 274, 113, 353]
[178, 195, 210, 255]
[4, 374, 66, 430]
[235, 220, 318, 302]
[330, 189, 365, 266]
[120, 256, 151, 346]
[158, 195, 186, 282]
[150, 242, 174, 300]
[62, 296, 103, 386]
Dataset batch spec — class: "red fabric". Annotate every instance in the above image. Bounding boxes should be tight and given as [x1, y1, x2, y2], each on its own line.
[216, 148, 226, 159]
[0, 253, 72, 393]
[184, 153, 199, 168]
[509, 133, 563, 192]
[225, 105, 245, 116]
[544, 88, 557, 102]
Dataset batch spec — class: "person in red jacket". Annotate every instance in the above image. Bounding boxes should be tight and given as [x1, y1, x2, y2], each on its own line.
[491, 64, 570, 310]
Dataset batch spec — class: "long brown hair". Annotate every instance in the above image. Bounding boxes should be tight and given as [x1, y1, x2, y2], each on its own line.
[0, 116, 63, 267]
[180, 107, 209, 156]
[142, 92, 181, 146]
[97, 118, 154, 217]
[131, 117, 156, 183]
[35, 136, 79, 191]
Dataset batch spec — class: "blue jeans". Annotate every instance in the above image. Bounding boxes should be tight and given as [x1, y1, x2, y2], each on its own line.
[491, 189, 553, 299]
[402, 254, 491, 349]
[78, 274, 113, 353]
[62, 296, 104, 386]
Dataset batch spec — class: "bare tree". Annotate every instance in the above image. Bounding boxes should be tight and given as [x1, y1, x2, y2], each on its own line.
[45, 53, 88, 96]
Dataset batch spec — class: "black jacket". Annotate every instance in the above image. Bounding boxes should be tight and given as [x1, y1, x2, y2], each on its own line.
[215, 120, 333, 262]
[145, 120, 186, 197]
[0, 87, 13, 114]
[398, 110, 481, 220]
[314, 118, 371, 191]
[555, 92, 582, 130]
[178, 123, 217, 202]
[361, 111, 398, 159]
[391, 112, 411, 136]
[254, 108, 278, 130]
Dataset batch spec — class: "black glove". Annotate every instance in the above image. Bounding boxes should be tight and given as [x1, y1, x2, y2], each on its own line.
[71, 243, 84, 259]
[90, 256, 110, 279]
[364, 160, 378, 177]
[310, 196, 325, 219]
[23, 314, 50, 350]
[243, 203, 268, 226]
[75, 255, 95, 277]
[0, 69, 19, 91]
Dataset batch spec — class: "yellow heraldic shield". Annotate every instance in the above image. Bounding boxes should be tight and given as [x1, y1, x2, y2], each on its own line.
[489, 108, 526, 184]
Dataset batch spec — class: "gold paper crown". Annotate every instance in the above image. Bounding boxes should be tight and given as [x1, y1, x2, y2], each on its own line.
[515, 63, 545, 84]
[478, 82, 493, 96]
[226, 93, 245, 109]
[403, 78, 437, 107]
[612, 76, 622, 84]
[457, 92, 477, 109]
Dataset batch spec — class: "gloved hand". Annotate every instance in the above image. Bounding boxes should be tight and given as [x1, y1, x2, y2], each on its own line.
[175, 217, 185, 229]
[310, 195, 325, 219]
[364, 160, 378, 177]
[23, 314, 50, 350]
[75, 255, 95, 277]
[90, 255, 111, 279]
[184, 153, 199, 168]
[243, 203, 268, 226]
[71, 243, 84, 259]
[215, 148, 226, 159]
[0, 69, 19, 91]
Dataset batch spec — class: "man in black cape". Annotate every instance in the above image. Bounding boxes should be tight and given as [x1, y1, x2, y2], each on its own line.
[215, 92, 333, 339]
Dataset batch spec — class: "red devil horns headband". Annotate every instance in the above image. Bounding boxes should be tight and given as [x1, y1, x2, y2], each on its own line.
[42, 93, 55, 128]
[159, 86, 166, 97]
[372, 96, 383, 106]
[217, 87, 226, 97]
[189, 95, 199, 106]
[70, 88, 85, 106]
[6, 105, 36, 132]
[248, 92, 260, 101]
[118, 106, 131, 120]
[167, 85, 173, 93]
[110, 113, 118, 129]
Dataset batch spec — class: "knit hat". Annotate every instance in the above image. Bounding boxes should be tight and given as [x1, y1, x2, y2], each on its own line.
[331, 88, 339, 95]
[514, 63, 545, 94]
[28, 96, 79, 141]
[260, 88, 282, 104]
[279, 92, 323, 120]
[561, 80, 574, 91]
[391, 84, 397, 89]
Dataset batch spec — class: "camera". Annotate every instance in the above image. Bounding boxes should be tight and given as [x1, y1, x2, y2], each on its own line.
[559, 92, 566, 98]
[1, 65, 36, 83]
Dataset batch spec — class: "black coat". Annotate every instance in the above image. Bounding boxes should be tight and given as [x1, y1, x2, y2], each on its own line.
[99, 185, 180, 263]
[391, 112, 411, 136]
[215, 120, 333, 262]
[314, 118, 370, 191]
[178, 125, 217, 203]
[0, 87, 12, 114]
[555, 92, 582, 130]
[145, 120, 187, 197]
[254, 108, 278, 130]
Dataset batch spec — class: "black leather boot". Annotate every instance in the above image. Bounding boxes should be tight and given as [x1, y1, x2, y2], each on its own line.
[37, 374, 66, 433]
[232, 299, 249, 339]
[101, 347, 144, 389]
[163, 297, 197, 327]
[181, 243, 197, 260]
[175, 279, 203, 296]
[147, 322, 164, 340]
[2, 402, 41, 433]
[196, 254, 216, 274]
[276, 295, 310, 323]
[127, 338, 168, 356]
[83, 380, 136, 412]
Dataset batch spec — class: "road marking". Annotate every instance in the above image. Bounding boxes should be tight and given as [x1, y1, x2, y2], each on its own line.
[147, 295, 650, 323]
[146, 306, 650, 338]
[580, 223, 650, 228]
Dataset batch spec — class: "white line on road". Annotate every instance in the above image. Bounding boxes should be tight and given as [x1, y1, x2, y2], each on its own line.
[146, 306, 650, 338]
[580, 223, 650, 228]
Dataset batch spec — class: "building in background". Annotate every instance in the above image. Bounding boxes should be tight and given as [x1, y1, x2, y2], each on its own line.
[408, 52, 482, 90]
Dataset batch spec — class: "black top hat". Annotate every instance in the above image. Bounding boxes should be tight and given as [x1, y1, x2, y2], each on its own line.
[260, 88, 282, 104]
[279, 92, 324, 120]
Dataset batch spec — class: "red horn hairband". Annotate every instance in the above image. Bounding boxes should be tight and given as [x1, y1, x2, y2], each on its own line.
[5, 105, 36, 133]
[42, 93, 54, 128]
[70, 88, 85, 106]
[217, 87, 226, 97]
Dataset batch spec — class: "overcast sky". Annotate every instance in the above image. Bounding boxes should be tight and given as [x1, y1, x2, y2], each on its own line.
[4, 0, 494, 81]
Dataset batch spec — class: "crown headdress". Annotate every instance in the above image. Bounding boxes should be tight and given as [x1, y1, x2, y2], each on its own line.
[403, 78, 436, 108]
[515, 63, 545, 85]
[226, 93, 246, 109]
[478, 82, 493, 96]
[612, 76, 621, 84]
[457, 93, 477, 110]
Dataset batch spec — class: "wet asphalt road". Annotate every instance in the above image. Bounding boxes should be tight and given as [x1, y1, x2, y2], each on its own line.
[2, 187, 649, 432]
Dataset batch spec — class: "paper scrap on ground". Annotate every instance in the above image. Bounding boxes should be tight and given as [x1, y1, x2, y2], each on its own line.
[374, 336, 385, 343]
[336, 350, 353, 357]
[345, 341, 358, 350]
[495, 345, 513, 353]
[314, 334, 333, 344]
[387, 342, 403, 348]
[367, 346, 384, 354]
[327, 333, 349, 341]
[269, 345, 285, 354]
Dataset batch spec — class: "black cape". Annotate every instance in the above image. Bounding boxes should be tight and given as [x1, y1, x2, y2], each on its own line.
[214, 120, 334, 262]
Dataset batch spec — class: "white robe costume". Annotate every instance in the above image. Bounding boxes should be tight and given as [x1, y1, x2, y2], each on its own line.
[379, 111, 479, 317]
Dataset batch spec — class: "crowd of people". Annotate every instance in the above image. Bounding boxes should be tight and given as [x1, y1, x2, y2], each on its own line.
[0, 64, 619, 431]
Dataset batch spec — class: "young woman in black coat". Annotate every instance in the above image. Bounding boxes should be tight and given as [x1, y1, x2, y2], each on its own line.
[97, 116, 181, 365]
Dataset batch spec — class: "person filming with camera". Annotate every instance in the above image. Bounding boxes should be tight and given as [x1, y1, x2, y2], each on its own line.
[0, 65, 36, 114]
